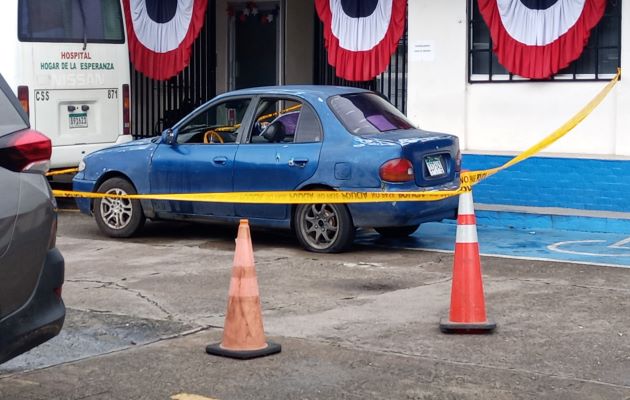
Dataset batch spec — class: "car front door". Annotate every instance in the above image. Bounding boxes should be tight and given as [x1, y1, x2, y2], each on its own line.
[149, 97, 253, 218]
[233, 97, 323, 220]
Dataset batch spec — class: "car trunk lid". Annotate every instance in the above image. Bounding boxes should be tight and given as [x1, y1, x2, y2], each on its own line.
[362, 129, 459, 187]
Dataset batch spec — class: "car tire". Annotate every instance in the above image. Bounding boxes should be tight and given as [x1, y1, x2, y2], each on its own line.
[374, 225, 420, 238]
[294, 203, 354, 253]
[94, 177, 145, 238]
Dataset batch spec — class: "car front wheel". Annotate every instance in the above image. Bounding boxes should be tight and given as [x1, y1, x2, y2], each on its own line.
[294, 203, 354, 253]
[94, 177, 145, 238]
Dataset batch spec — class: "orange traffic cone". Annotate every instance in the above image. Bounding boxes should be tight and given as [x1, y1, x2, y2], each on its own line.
[206, 219, 281, 359]
[439, 191, 496, 334]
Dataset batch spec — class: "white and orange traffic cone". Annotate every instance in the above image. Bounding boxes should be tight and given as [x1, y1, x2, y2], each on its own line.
[439, 191, 496, 334]
[206, 219, 281, 359]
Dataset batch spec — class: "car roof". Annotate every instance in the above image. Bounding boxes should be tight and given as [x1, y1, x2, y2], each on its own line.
[218, 85, 370, 100]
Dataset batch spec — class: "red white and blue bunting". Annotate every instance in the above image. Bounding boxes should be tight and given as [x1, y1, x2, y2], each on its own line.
[478, 0, 607, 79]
[315, 0, 406, 82]
[226, 2, 279, 24]
[123, 0, 208, 80]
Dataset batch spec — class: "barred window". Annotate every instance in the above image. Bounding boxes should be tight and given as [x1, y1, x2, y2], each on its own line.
[469, 0, 621, 82]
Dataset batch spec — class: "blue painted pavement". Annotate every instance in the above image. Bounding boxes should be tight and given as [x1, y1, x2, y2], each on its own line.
[357, 222, 630, 268]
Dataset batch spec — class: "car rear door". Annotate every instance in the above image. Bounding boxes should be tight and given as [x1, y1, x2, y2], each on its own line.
[0, 75, 53, 320]
[233, 98, 323, 220]
[0, 167, 20, 319]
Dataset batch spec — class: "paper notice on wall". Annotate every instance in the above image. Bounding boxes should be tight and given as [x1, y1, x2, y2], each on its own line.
[411, 41, 435, 62]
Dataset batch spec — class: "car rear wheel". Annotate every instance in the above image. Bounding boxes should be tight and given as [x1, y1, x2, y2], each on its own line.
[94, 177, 145, 238]
[294, 203, 354, 253]
[375, 225, 420, 238]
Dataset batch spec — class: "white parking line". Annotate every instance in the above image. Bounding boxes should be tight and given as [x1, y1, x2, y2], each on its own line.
[547, 238, 630, 257]
[609, 236, 630, 249]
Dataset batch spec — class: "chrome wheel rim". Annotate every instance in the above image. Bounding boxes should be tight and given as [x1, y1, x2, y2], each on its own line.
[100, 188, 133, 230]
[299, 204, 339, 250]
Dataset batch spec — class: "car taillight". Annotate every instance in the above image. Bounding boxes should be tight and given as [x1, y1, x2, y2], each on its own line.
[0, 129, 52, 173]
[122, 84, 130, 135]
[455, 150, 462, 172]
[379, 158, 414, 182]
[18, 85, 29, 116]
[54, 286, 63, 299]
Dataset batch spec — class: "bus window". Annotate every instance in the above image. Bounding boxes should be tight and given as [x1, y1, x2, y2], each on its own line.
[18, 0, 124, 43]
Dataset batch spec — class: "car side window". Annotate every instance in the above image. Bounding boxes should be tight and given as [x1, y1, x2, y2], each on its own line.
[247, 98, 306, 144]
[176, 98, 251, 144]
[294, 102, 323, 143]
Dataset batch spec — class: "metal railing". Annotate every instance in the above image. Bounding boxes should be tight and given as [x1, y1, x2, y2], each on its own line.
[131, 2, 217, 138]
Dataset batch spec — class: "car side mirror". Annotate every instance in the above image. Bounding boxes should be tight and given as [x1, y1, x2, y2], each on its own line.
[162, 128, 175, 145]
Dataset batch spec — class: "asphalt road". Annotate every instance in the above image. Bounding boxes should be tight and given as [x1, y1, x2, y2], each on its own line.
[1, 210, 630, 399]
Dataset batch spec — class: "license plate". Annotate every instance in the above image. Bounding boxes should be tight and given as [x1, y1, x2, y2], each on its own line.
[69, 113, 88, 129]
[425, 155, 445, 176]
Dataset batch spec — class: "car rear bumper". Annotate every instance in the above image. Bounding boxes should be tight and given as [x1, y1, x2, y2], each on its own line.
[0, 247, 65, 364]
[347, 194, 459, 228]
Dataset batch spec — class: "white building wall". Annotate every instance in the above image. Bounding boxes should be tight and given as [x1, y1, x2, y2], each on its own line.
[408, 0, 630, 158]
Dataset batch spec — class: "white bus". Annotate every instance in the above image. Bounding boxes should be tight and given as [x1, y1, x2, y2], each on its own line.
[0, 0, 132, 170]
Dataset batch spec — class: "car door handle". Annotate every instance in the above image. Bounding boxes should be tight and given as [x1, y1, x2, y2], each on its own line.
[213, 156, 228, 165]
[288, 158, 309, 167]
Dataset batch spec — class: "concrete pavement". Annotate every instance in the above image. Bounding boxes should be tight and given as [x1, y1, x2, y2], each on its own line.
[1, 212, 629, 399]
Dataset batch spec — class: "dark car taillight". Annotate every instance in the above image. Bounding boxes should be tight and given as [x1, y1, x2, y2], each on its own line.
[18, 85, 29, 116]
[455, 149, 462, 172]
[0, 129, 52, 173]
[379, 158, 414, 182]
[122, 84, 130, 135]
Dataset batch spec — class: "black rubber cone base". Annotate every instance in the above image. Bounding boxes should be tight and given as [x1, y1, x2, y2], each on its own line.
[206, 341, 281, 360]
[439, 318, 496, 334]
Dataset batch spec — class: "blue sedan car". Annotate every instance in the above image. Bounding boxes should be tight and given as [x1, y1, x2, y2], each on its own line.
[74, 86, 460, 253]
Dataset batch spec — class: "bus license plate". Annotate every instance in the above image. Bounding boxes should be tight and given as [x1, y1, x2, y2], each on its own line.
[69, 113, 88, 129]
[425, 155, 445, 176]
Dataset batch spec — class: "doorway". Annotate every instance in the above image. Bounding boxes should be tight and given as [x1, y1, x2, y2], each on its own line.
[229, 1, 283, 90]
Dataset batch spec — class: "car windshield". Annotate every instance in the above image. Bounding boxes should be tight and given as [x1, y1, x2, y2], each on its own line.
[328, 93, 414, 135]
[18, 0, 124, 43]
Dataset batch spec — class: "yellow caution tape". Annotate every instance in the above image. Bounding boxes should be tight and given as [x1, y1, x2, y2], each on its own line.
[257, 104, 302, 122]
[52, 70, 620, 203]
[52, 188, 461, 203]
[46, 167, 79, 177]
[458, 68, 621, 189]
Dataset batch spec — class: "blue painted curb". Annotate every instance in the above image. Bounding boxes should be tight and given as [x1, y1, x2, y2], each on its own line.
[474, 210, 630, 234]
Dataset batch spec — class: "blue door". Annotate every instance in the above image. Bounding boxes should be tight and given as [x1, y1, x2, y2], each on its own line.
[149, 97, 253, 217]
[233, 98, 323, 220]
[150, 142, 238, 217]
[233, 143, 321, 219]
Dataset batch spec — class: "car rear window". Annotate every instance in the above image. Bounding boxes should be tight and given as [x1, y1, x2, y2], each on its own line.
[0, 85, 28, 137]
[328, 93, 414, 135]
[18, 0, 124, 43]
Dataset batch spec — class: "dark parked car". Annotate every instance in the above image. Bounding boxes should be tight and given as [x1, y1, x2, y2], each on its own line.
[0, 73, 65, 364]
[74, 86, 460, 253]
